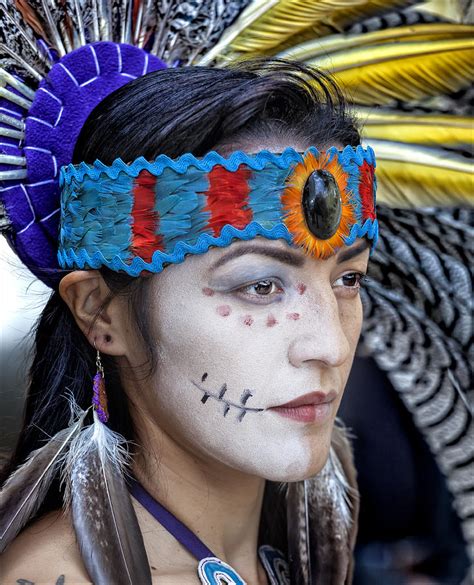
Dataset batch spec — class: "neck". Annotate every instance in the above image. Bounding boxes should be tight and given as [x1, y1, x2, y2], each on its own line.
[131, 406, 266, 580]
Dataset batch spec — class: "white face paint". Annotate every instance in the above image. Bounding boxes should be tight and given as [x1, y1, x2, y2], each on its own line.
[126, 235, 369, 482]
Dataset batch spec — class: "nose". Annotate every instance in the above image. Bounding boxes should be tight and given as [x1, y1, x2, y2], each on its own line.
[287, 288, 352, 369]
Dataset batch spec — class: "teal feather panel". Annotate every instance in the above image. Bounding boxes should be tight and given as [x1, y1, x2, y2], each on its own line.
[248, 166, 289, 228]
[60, 172, 134, 261]
[154, 166, 212, 249]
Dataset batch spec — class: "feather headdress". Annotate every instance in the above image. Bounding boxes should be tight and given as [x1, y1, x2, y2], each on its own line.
[0, 1, 472, 584]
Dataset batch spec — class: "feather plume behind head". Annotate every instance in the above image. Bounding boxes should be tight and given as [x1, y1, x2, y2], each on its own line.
[62, 411, 151, 585]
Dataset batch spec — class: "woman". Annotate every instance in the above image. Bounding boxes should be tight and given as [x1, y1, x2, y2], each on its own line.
[0, 59, 377, 584]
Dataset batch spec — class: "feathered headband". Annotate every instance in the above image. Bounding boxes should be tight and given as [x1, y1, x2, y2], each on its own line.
[0, 9, 377, 287]
[59, 146, 377, 275]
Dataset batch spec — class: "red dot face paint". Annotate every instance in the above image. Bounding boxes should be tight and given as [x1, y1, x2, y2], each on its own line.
[266, 314, 278, 327]
[217, 305, 231, 317]
[296, 282, 307, 295]
[202, 287, 215, 296]
[287, 312, 300, 320]
[243, 315, 254, 326]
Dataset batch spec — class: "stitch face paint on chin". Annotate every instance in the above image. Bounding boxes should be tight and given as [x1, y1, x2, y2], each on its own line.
[128, 233, 369, 483]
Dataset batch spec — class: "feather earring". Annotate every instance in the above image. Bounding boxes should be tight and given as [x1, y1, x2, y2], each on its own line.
[0, 403, 89, 553]
[92, 348, 109, 423]
[287, 424, 359, 585]
[62, 350, 151, 585]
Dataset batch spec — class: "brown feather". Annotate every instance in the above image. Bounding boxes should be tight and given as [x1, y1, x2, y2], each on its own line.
[287, 423, 359, 585]
[0, 409, 87, 553]
[63, 413, 151, 585]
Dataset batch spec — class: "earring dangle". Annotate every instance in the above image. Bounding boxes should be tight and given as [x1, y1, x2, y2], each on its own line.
[92, 349, 109, 423]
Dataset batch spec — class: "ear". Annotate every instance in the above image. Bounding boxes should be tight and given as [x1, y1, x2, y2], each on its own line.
[59, 271, 128, 357]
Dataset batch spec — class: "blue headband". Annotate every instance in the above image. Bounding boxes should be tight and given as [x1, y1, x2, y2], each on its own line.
[58, 145, 377, 276]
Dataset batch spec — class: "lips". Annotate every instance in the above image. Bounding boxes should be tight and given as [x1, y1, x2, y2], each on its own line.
[269, 390, 338, 423]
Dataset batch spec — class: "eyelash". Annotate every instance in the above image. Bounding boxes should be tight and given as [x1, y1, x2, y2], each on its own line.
[234, 272, 368, 303]
[235, 279, 284, 304]
[332, 272, 368, 298]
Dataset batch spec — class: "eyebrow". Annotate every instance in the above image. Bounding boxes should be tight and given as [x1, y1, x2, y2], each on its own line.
[210, 244, 305, 271]
[336, 239, 371, 264]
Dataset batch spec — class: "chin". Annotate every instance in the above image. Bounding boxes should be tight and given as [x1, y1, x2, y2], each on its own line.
[236, 439, 332, 483]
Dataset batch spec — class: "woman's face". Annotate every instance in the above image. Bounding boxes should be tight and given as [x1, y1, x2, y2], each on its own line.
[126, 231, 370, 482]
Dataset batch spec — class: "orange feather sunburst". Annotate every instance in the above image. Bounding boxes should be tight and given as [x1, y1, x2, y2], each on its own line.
[281, 152, 356, 259]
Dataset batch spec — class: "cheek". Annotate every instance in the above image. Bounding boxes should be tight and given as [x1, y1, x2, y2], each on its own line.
[340, 296, 363, 350]
[136, 286, 345, 481]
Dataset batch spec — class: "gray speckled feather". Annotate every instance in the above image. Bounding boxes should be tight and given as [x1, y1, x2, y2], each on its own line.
[63, 412, 151, 585]
[361, 206, 473, 562]
[287, 424, 358, 585]
[0, 408, 88, 553]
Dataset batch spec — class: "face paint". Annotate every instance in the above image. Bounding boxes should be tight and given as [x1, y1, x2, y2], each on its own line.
[296, 282, 307, 295]
[191, 379, 263, 422]
[216, 305, 231, 317]
[129, 235, 368, 482]
[266, 314, 278, 328]
[243, 315, 254, 327]
[202, 287, 215, 296]
[287, 312, 300, 320]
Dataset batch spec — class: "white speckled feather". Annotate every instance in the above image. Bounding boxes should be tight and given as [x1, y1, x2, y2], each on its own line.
[63, 412, 151, 585]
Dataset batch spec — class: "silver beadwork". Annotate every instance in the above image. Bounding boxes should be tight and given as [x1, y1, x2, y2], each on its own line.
[0, 154, 26, 166]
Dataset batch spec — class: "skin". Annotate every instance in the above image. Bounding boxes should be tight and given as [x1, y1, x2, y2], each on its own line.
[2, 139, 371, 584]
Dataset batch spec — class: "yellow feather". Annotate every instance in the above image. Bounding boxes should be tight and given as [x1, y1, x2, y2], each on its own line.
[278, 23, 474, 61]
[357, 109, 473, 149]
[307, 37, 473, 105]
[369, 140, 473, 207]
[199, 0, 412, 63]
[417, 0, 466, 23]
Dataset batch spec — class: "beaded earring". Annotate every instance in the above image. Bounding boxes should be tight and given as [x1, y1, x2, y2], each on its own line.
[92, 349, 109, 423]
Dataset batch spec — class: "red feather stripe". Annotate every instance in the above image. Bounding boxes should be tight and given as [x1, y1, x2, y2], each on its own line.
[204, 165, 253, 235]
[131, 170, 164, 262]
[359, 161, 376, 220]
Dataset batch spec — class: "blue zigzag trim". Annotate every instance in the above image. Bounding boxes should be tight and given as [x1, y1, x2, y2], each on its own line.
[58, 222, 293, 275]
[60, 145, 375, 185]
[58, 219, 379, 275]
[344, 219, 379, 249]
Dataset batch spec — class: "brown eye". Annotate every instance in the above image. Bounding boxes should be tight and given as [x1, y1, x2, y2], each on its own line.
[236, 279, 284, 303]
[342, 273, 361, 287]
[254, 280, 274, 295]
[333, 272, 366, 292]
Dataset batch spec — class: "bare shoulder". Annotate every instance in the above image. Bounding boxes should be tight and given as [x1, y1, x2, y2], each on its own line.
[1, 510, 91, 584]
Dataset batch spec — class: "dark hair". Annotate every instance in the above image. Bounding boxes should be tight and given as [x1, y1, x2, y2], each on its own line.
[2, 60, 360, 547]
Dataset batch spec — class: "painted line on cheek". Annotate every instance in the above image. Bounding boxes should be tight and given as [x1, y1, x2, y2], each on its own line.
[240, 390, 253, 405]
[191, 380, 264, 421]
[287, 312, 300, 320]
[201, 372, 208, 382]
[296, 282, 307, 295]
[218, 383, 228, 399]
[266, 314, 278, 327]
[243, 315, 254, 326]
[217, 305, 231, 317]
[202, 287, 215, 296]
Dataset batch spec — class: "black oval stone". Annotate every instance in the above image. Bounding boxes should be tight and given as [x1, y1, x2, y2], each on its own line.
[302, 170, 342, 240]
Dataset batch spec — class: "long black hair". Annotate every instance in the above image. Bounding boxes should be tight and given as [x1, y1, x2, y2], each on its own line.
[1, 59, 361, 546]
